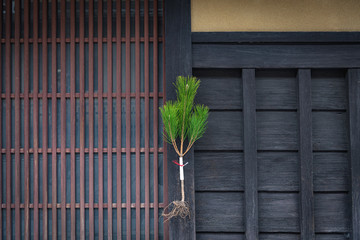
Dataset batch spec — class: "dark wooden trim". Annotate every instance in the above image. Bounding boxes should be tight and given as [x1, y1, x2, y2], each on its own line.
[242, 69, 258, 240]
[164, 0, 195, 239]
[193, 44, 360, 69]
[298, 69, 315, 240]
[192, 32, 360, 43]
[348, 69, 360, 240]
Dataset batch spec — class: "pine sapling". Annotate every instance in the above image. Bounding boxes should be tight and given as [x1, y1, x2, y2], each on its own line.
[160, 76, 209, 221]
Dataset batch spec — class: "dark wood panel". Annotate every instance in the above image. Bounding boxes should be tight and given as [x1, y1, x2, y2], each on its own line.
[195, 192, 244, 232]
[192, 32, 360, 43]
[194, 152, 244, 191]
[260, 234, 300, 240]
[315, 234, 350, 240]
[196, 112, 243, 150]
[165, 0, 195, 239]
[197, 233, 245, 240]
[259, 193, 300, 232]
[193, 44, 360, 69]
[311, 69, 347, 110]
[258, 152, 299, 191]
[314, 193, 351, 233]
[312, 112, 349, 151]
[257, 111, 298, 150]
[313, 153, 350, 192]
[256, 69, 298, 109]
[193, 68, 242, 110]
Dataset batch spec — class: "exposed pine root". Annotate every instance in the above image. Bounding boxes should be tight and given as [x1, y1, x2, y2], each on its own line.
[162, 200, 190, 222]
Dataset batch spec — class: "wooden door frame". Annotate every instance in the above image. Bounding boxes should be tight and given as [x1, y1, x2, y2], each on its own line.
[164, 0, 360, 238]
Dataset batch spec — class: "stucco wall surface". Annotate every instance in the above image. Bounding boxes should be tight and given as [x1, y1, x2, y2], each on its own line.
[192, 0, 360, 32]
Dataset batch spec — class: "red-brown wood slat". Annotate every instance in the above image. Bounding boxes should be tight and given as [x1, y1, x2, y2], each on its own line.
[51, 0, 58, 238]
[116, 0, 122, 238]
[42, 0, 49, 238]
[70, 0, 76, 238]
[153, 0, 159, 238]
[88, 0, 95, 238]
[60, 0, 67, 238]
[125, 0, 132, 239]
[162, 1, 169, 237]
[33, 0, 40, 238]
[14, 0, 21, 239]
[5, 1, 11, 239]
[79, 0, 85, 239]
[135, 0, 141, 240]
[107, 1, 113, 239]
[144, 0, 150, 238]
[98, 0, 104, 238]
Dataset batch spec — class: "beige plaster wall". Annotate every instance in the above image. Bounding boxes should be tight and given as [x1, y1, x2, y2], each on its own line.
[191, 0, 360, 32]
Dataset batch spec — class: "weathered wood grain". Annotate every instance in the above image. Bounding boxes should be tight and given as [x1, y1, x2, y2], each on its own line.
[258, 193, 300, 232]
[259, 234, 300, 240]
[312, 112, 348, 151]
[257, 111, 298, 150]
[197, 233, 245, 240]
[313, 153, 350, 192]
[196, 111, 243, 151]
[258, 152, 299, 191]
[315, 234, 350, 240]
[193, 68, 242, 110]
[193, 44, 360, 69]
[314, 193, 351, 233]
[256, 69, 297, 109]
[195, 192, 244, 232]
[194, 152, 244, 191]
[311, 69, 347, 110]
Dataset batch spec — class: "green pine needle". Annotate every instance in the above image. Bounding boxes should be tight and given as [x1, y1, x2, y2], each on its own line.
[159, 76, 209, 157]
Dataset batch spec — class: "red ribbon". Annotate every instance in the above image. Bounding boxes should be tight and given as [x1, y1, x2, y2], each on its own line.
[172, 160, 186, 167]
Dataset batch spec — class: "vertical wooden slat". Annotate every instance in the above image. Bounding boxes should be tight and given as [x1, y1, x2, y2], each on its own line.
[79, 0, 85, 239]
[153, 0, 159, 238]
[107, 0, 113, 238]
[243, 68, 258, 240]
[33, 0, 40, 238]
[70, 0, 76, 238]
[60, 0, 67, 237]
[97, 0, 104, 237]
[298, 69, 315, 240]
[14, 0, 21, 239]
[125, 0, 131, 239]
[115, 0, 122, 238]
[51, 0, 58, 238]
[135, 0, 141, 239]
[162, 1, 169, 237]
[5, 0, 11, 238]
[348, 69, 360, 240]
[88, 0, 95, 239]
[0, 0, 3, 238]
[24, 0, 30, 234]
[42, 0, 49, 238]
[144, 0, 150, 238]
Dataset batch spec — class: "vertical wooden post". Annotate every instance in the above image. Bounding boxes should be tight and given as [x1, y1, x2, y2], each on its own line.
[348, 69, 360, 240]
[298, 69, 315, 240]
[42, 0, 49, 238]
[243, 69, 259, 240]
[115, 0, 122, 239]
[88, 0, 95, 238]
[164, 0, 195, 239]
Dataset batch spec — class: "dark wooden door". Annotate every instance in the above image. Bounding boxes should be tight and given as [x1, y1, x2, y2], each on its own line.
[191, 33, 360, 240]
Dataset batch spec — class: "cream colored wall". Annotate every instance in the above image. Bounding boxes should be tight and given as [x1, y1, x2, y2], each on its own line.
[191, 0, 360, 32]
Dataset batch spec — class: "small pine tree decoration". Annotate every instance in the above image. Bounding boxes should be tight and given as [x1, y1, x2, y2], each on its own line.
[160, 76, 209, 221]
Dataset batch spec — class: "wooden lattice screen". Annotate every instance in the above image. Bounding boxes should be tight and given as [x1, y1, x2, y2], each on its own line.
[0, 0, 167, 239]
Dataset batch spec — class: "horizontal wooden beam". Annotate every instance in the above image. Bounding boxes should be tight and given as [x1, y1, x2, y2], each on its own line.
[193, 44, 360, 69]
